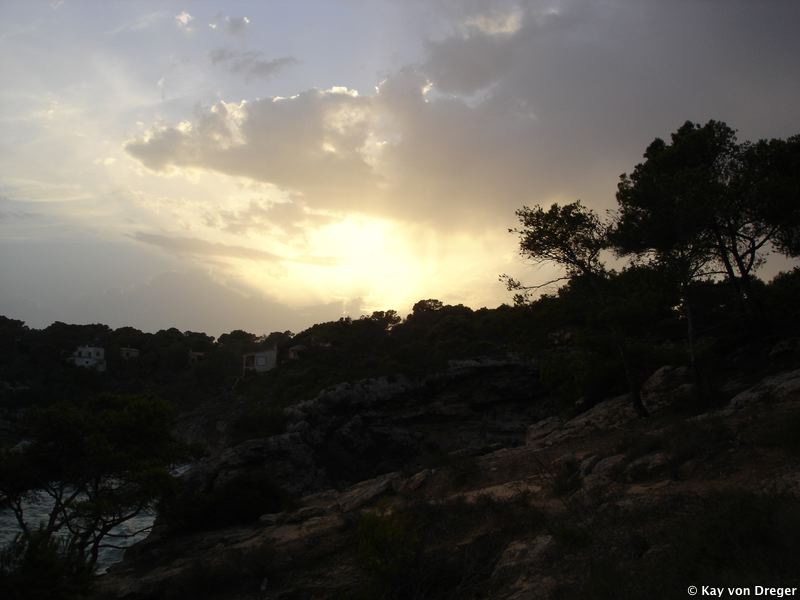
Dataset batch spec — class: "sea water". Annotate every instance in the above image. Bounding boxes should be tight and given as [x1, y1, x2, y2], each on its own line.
[0, 492, 155, 573]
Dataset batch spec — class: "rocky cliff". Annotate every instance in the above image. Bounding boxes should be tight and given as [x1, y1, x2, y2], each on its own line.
[95, 364, 800, 599]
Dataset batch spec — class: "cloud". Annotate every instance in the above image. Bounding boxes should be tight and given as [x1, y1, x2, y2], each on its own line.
[209, 48, 298, 81]
[0, 195, 37, 221]
[125, 88, 381, 212]
[175, 11, 193, 29]
[204, 199, 332, 237]
[463, 5, 524, 35]
[105, 11, 167, 35]
[123, 71, 551, 228]
[130, 231, 337, 266]
[0, 209, 37, 221]
[127, 0, 800, 233]
[209, 14, 252, 35]
[423, 28, 514, 95]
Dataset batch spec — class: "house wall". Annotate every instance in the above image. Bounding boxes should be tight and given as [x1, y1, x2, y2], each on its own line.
[244, 349, 277, 373]
[71, 346, 107, 372]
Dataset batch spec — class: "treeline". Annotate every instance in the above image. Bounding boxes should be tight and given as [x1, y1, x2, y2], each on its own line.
[0, 301, 541, 410]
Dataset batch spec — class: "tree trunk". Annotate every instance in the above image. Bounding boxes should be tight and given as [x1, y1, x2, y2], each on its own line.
[618, 342, 649, 418]
[584, 270, 649, 418]
[683, 283, 697, 376]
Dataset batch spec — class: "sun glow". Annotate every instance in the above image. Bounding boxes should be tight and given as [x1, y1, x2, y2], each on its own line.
[303, 216, 425, 311]
[228, 215, 425, 314]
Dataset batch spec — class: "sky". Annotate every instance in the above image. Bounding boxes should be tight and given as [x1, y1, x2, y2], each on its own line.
[1, 0, 799, 337]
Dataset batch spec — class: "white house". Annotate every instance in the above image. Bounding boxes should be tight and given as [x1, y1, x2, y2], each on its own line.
[242, 349, 277, 374]
[70, 346, 107, 372]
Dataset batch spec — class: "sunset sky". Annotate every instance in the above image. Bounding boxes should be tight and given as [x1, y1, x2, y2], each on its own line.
[1, 0, 799, 336]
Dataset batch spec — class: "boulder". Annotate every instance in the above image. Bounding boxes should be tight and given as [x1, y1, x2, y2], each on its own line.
[625, 452, 669, 480]
[730, 369, 800, 409]
[641, 365, 694, 412]
[579, 454, 601, 477]
[398, 469, 432, 493]
[592, 454, 626, 477]
[336, 472, 402, 513]
[184, 432, 329, 498]
[526, 417, 563, 447]
[493, 534, 554, 577]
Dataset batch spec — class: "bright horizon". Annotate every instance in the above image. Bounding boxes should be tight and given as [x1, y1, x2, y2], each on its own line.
[2, 0, 799, 337]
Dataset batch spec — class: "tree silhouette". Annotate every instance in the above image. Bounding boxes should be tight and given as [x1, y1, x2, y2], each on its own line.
[506, 201, 649, 416]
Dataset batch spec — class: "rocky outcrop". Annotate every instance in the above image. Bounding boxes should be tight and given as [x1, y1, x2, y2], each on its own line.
[183, 433, 330, 497]
[98, 365, 800, 600]
[526, 394, 636, 448]
[641, 365, 695, 410]
[182, 361, 546, 507]
[526, 365, 697, 449]
[728, 368, 800, 409]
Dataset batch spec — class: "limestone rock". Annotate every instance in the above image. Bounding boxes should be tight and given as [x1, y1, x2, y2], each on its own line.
[641, 365, 694, 412]
[592, 454, 626, 477]
[336, 472, 401, 513]
[730, 369, 800, 409]
[493, 534, 554, 577]
[579, 454, 601, 477]
[399, 468, 432, 493]
[625, 452, 669, 480]
[526, 416, 563, 447]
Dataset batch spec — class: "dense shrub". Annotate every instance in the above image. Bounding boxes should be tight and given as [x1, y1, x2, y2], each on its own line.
[161, 472, 291, 533]
[0, 530, 93, 600]
[555, 492, 800, 599]
[352, 495, 545, 599]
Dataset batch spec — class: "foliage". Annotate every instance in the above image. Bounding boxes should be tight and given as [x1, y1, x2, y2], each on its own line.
[0, 529, 93, 600]
[160, 472, 291, 533]
[503, 201, 608, 303]
[613, 120, 800, 308]
[353, 495, 545, 599]
[555, 492, 800, 599]
[229, 403, 288, 444]
[0, 394, 183, 570]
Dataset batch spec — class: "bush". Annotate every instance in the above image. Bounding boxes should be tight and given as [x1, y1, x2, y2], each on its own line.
[554, 491, 800, 599]
[750, 410, 800, 455]
[352, 496, 545, 599]
[0, 530, 93, 600]
[357, 511, 422, 596]
[161, 472, 291, 533]
[552, 456, 582, 496]
[229, 404, 288, 444]
[666, 417, 732, 473]
[617, 430, 666, 461]
[146, 545, 277, 600]
[540, 350, 625, 409]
